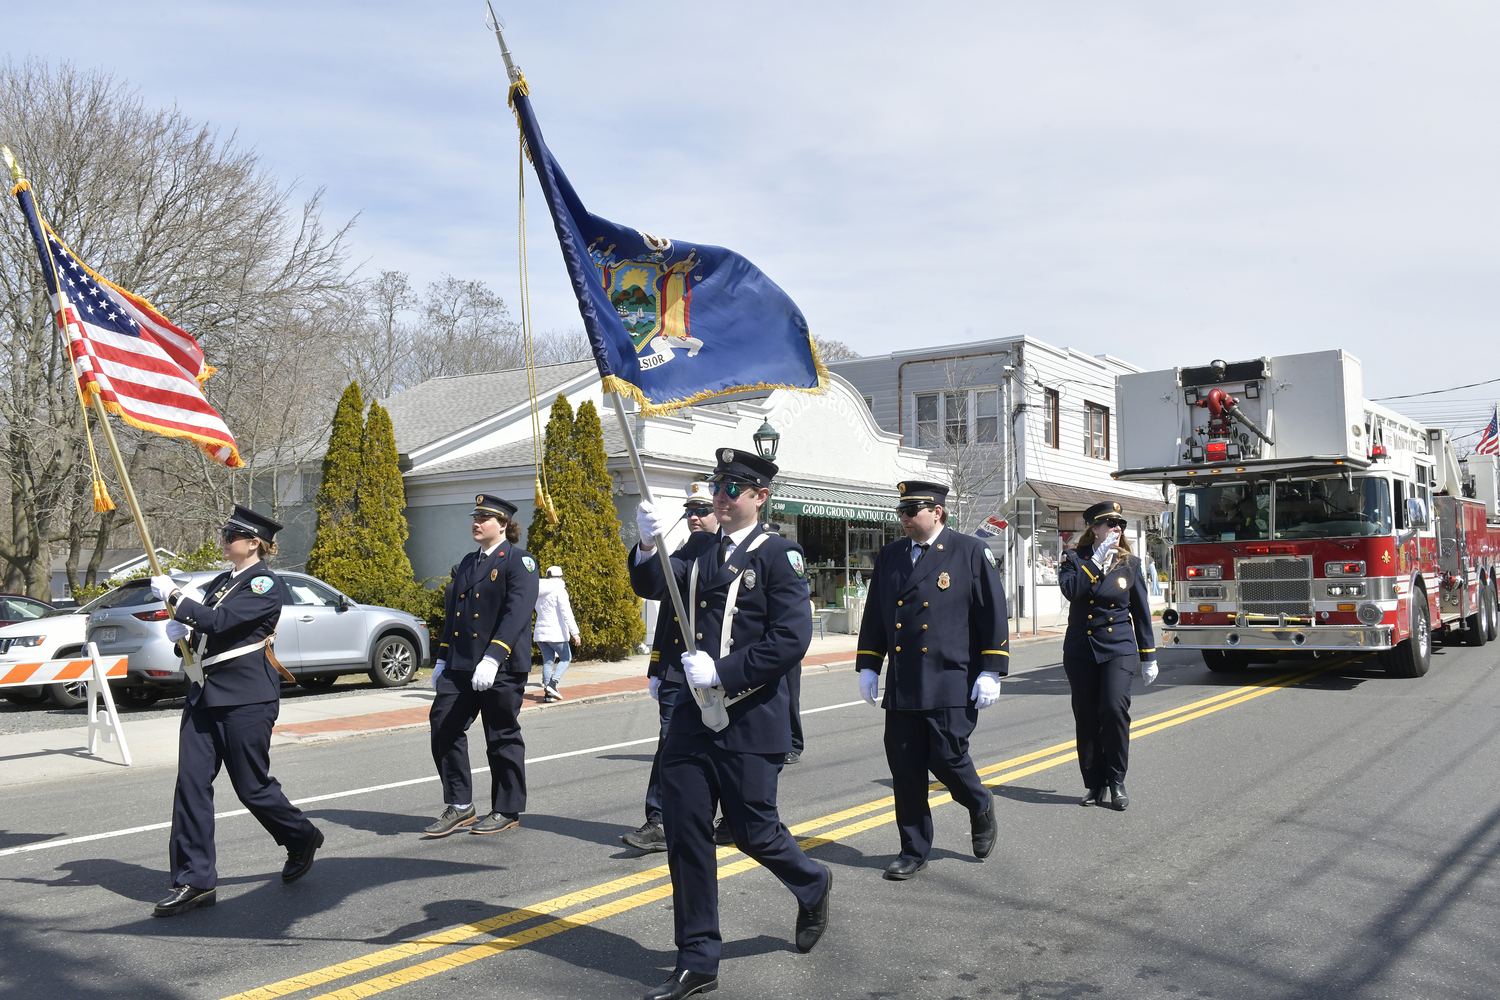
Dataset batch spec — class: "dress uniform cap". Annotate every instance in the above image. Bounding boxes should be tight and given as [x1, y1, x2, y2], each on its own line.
[683, 480, 715, 510]
[713, 448, 777, 488]
[472, 493, 518, 519]
[223, 504, 282, 542]
[1082, 500, 1126, 525]
[895, 480, 949, 507]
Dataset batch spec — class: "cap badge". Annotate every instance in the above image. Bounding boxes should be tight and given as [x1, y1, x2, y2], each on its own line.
[477, 495, 484, 504]
[898, 482, 906, 492]
[937, 572, 950, 590]
[723, 448, 735, 463]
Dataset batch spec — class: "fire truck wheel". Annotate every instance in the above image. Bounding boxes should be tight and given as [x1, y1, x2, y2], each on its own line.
[1465, 599, 1488, 648]
[1202, 650, 1250, 673]
[1384, 592, 1431, 678]
[1484, 584, 1498, 642]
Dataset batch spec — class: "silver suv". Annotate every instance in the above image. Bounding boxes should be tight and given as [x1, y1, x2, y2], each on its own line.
[87, 570, 431, 699]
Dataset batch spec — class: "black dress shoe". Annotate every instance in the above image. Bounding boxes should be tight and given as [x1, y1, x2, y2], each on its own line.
[784, 751, 801, 765]
[971, 796, 998, 859]
[423, 804, 477, 837]
[153, 884, 216, 917]
[642, 968, 718, 1000]
[283, 827, 324, 882]
[1109, 782, 1129, 811]
[883, 857, 927, 880]
[471, 811, 521, 834]
[1080, 787, 1104, 807]
[795, 863, 831, 952]
[712, 817, 734, 846]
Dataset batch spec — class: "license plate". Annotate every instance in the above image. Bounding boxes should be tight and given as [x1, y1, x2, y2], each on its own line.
[92, 628, 116, 643]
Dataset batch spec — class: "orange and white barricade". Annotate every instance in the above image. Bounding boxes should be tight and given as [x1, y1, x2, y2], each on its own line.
[0, 643, 133, 764]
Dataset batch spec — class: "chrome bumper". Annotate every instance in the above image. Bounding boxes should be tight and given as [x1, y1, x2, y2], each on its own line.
[1163, 625, 1393, 651]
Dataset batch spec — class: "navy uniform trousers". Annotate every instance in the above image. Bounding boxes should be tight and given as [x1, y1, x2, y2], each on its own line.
[170, 699, 315, 889]
[429, 667, 527, 814]
[1062, 654, 1134, 787]
[644, 675, 684, 823]
[662, 724, 827, 975]
[884, 706, 990, 862]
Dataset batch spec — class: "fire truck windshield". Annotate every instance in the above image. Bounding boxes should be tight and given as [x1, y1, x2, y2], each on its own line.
[1177, 477, 1393, 542]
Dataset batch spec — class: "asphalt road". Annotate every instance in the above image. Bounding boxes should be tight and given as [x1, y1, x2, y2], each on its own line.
[3, 637, 1498, 1000]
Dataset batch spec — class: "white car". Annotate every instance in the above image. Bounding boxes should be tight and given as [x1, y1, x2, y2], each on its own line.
[0, 593, 114, 708]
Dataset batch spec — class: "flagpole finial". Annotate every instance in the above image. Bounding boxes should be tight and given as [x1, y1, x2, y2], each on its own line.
[485, 2, 523, 85]
[2, 146, 22, 184]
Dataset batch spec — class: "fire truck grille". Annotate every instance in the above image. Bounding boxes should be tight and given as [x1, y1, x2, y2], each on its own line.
[1235, 557, 1313, 617]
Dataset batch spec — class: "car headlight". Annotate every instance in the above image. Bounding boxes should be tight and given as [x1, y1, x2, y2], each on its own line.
[7, 635, 45, 647]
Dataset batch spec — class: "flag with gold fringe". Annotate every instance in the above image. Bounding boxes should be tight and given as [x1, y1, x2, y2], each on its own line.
[509, 80, 827, 415]
[10, 174, 243, 468]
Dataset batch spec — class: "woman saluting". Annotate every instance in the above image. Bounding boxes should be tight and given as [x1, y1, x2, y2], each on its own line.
[148, 505, 323, 917]
[1058, 501, 1159, 812]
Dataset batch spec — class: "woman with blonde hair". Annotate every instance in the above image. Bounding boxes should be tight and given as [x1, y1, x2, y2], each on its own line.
[1057, 501, 1159, 811]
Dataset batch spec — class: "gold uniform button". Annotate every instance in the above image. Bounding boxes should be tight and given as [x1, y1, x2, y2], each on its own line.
[895, 645, 902, 652]
[897, 601, 903, 606]
[1087, 630, 1093, 635]
[922, 647, 928, 652]
[1108, 627, 1113, 632]
[472, 633, 478, 638]
[923, 602, 929, 607]
[922, 624, 928, 629]
[896, 623, 902, 629]
[1089, 600, 1094, 605]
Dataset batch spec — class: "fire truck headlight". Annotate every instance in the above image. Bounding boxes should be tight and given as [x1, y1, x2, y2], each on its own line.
[1357, 603, 1383, 625]
[1325, 560, 1367, 577]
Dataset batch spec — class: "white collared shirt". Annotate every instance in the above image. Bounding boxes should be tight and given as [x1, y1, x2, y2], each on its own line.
[481, 540, 502, 558]
[717, 523, 758, 563]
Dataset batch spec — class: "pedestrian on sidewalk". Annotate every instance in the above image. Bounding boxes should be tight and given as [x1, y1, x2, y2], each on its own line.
[855, 480, 1007, 881]
[148, 505, 323, 918]
[534, 565, 581, 702]
[424, 493, 540, 838]
[1058, 501, 1158, 812]
[623, 481, 717, 853]
[629, 449, 831, 1000]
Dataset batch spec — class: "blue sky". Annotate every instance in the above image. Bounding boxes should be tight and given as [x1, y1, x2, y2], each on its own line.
[8, 1, 1500, 438]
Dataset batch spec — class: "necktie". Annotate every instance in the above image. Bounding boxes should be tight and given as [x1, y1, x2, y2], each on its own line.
[911, 542, 929, 566]
[718, 534, 734, 566]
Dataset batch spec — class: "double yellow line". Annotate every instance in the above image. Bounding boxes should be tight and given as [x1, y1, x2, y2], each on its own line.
[224, 662, 1334, 1000]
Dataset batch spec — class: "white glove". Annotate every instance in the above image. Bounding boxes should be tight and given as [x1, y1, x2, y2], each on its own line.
[164, 620, 190, 642]
[471, 655, 499, 691]
[858, 668, 880, 707]
[150, 575, 177, 601]
[649, 677, 662, 701]
[1091, 529, 1120, 569]
[682, 649, 719, 689]
[636, 501, 671, 549]
[431, 659, 446, 688]
[1141, 660, 1159, 686]
[971, 671, 1001, 709]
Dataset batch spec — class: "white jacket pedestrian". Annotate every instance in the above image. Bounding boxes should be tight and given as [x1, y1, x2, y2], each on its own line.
[534, 568, 580, 700]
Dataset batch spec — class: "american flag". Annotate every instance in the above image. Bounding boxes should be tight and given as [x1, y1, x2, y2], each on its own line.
[974, 515, 1009, 537]
[1477, 406, 1500, 456]
[12, 181, 242, 467]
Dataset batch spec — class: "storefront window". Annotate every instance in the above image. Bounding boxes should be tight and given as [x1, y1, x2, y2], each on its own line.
[797, 515, 903, 607]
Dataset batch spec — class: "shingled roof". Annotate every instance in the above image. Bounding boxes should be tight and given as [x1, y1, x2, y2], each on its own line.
[381, 359, 598, 454]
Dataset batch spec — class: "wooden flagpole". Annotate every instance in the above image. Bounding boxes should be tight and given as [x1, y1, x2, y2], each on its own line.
[3, 148, 200, 680]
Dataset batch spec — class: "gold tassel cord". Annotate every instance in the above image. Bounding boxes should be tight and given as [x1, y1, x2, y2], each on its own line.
[519, 133, 557, 524]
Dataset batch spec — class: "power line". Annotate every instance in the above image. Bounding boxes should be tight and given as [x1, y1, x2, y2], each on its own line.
[1373, 377, 1500, 401]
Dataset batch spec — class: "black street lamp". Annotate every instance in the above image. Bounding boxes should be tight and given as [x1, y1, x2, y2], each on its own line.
[753, 420, 781, 461]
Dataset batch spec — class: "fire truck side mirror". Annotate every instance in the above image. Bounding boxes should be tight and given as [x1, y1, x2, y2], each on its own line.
[1406, 497, 1429, 529]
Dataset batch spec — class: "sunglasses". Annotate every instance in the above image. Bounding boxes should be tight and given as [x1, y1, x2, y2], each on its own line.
[708, 480, 757, 500]
[897, 503, 935, 518]
[1097, 519, 1127, 530]
[685, 506, 713, 517]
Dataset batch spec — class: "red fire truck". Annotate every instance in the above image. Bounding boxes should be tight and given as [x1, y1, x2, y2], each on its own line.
[1114, 350, 1500, 677]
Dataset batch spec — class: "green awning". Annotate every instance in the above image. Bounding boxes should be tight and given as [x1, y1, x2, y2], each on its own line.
[770, 484, 900, 524]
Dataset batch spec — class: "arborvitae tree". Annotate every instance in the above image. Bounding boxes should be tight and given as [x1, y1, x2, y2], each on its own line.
[305, 381, 365, 594]
[351, 401, 415, 607]
[528, 396, 644, 660]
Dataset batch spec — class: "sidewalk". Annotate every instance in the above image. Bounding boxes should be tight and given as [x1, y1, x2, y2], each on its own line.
[0, 626, 1063, 788]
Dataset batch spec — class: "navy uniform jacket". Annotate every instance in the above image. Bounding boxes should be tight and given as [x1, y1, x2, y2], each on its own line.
[630, 526, 812, 754]
[648, 588, 687, 683]
[173, 562, 288, 708]
[855, 527, 1009, 710]
[437, 540, 540, 673]
[1058, 547, 1157, 664]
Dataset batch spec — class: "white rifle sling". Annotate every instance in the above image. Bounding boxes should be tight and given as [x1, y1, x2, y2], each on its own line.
[719, 533, 772, 707]
[200, 638, 271, 668]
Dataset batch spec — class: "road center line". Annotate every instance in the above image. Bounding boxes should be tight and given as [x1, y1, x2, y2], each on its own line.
[222, 664, 1333, 1000]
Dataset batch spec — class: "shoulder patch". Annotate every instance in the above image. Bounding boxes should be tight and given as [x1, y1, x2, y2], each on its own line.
[250, 575, 274, 595]
[787, 551, 805, 577]
[521, 555, 537, 573]
[983, 548, 997, 567]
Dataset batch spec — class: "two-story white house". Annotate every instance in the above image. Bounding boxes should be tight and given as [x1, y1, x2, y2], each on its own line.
[831, 336, 1171, 625]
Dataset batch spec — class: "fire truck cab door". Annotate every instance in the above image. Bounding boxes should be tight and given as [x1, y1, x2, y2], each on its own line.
[1433, 495, 1468, 620]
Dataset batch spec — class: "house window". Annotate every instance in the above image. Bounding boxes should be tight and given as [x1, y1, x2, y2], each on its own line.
[944, 392, 968, 445]
[975, 388, 999, 444]
[1043, 389, 1059, 448]
[915, 393, 941, 448]
[1085, 402, 1109, 460]
[915, 389, 1002, 448]
[862, 395, 874, 412]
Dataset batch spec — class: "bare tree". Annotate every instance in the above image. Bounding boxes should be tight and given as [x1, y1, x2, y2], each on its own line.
[0, 59, 360, 595]
[923, 359, 1007, 534]
[814, 335, 860, 361]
